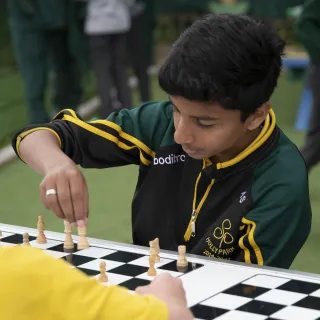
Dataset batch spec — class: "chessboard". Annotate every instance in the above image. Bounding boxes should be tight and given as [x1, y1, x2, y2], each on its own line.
[1, 220, 320, 320]
[191, 274, 320, 320]
[0, 218, 205, 291]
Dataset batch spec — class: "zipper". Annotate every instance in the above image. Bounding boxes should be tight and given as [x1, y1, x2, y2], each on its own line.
[184, 160, 215, 242]
[191, 210, 196, 237]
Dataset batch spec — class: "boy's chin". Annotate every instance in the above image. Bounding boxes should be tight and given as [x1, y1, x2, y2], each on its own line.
[187, 153, 207, 160]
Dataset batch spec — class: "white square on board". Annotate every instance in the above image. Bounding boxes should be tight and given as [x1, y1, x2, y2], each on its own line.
[201, 293, 252, 310]
[129, 255, 174, 268]
[271, 306, 320, 320]
[30, 239, 62, 249]
[255, 289, 307, 305]
[242, 275, 290, 289]
[93, 272, 132, 286]
[310, 288, 320, 298]
[73, 247, 116, 258]
[137, 269, 182, 281]
[0, 232, 14, 238]
[216, 310, 268, 320]
[43, 250, 70, 259]
[78, 258, 124, 271]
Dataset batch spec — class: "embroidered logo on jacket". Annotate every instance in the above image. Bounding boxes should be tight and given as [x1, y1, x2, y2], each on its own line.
[153, 154, 186, 165]
[203, 219, 236, 259]
[213, 219, 234, 248]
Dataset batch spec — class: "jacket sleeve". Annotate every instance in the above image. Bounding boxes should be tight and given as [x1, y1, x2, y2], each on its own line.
[234, 168, 312, 269]
[0, 245, 168, 320]
[12, 101, 174, 168]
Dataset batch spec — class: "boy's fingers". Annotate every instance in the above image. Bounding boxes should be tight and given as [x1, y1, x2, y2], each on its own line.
[69, 175, 85, 224]
[44, 183, 65, 220]
[56, 176, 75, 223]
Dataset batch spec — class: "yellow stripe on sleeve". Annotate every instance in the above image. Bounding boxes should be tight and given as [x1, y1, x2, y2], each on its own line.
[241, 217, 264, 265]
[90, 119, 156, 158]
[62, 115, 152, 166]
[16, 127, 62, 162]
[54, 109, 156, 159]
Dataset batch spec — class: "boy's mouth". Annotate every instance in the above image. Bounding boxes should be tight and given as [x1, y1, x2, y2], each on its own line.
[182, 147, 203, 155]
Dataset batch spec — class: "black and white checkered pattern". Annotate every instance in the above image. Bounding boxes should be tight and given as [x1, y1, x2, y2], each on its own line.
[0, 231, 203, 290]
[2, 231, 320, 319]
[190, 274, 320, 320]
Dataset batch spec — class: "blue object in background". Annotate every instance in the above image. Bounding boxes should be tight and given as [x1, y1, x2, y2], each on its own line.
[295, 86, 312, 131]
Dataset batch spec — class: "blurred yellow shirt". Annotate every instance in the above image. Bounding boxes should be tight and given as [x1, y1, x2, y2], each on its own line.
[0, 245, 168, 320]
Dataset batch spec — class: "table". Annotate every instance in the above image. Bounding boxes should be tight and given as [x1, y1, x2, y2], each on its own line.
[1, 222, 320, 320]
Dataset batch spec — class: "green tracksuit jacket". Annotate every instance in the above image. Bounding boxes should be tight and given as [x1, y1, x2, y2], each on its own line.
[12, 102, 312, 269]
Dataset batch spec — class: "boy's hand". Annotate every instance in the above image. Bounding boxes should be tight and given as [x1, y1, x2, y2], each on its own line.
[39, 163, 89, 226]
[135, 273, 194, 320]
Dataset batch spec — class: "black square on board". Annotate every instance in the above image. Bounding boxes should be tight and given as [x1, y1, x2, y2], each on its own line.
[158, 260, 203, 273]
[76, 267, 100, 276]
[119, 278, 150, 291]
[108, 264, 148, 277]
[1, 234, 36, 244]
[48, 243, 79, 253]
[223, 284, 268, 298]
[237, 300, 283, 316]
[61, 254, 95, 266]
[190, 304, 228, 319]
[294, 296, 320, 310]
[100, 251, 145, 263]
[277, 280, 320, 295]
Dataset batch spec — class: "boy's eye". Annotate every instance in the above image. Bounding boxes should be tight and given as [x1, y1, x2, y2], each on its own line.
[197, 120, 214, 128]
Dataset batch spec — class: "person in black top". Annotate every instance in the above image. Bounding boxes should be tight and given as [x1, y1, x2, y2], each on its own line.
[12, 14, 311, 269]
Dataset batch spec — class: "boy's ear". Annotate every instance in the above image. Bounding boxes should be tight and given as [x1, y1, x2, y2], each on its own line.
[246, 102, 271, 131]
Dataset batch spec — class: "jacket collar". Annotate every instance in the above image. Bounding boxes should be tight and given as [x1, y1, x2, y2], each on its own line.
[201, 109, 280, 180]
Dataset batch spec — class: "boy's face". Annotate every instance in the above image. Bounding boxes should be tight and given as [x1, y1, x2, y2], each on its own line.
[170, 96, 268, 162]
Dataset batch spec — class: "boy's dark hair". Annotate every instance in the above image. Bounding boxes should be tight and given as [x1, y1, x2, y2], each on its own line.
[158, 13, 285, 120]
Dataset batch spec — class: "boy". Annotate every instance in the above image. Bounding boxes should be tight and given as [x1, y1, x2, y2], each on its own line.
[12, 14, 311, 269]
[0, 245, 192, 319]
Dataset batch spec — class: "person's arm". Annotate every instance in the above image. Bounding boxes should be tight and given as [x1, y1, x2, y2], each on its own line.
[11, 102, 174, 225]
[0, 246, 193, 320]
[12, 101, 174, 171]
[294, 0, 320, 63]
[234, 167, 312, 269]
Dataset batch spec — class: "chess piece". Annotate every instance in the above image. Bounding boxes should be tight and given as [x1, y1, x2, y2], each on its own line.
[22, 232, 30, 246]
[63, 220, 74, 250]
[147, 255, 157, 276]
[154, 238, 160, 263]
[98, 261, 108, 283]
[177, 245, 188, 268]
[149, 240, 157, 258]
[77, 225, 90, 249]
[36, 215, 47, 244]
[176, 264, 189, 273]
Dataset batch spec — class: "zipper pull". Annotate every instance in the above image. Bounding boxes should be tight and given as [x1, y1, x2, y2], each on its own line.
[191, 210, 196, 237]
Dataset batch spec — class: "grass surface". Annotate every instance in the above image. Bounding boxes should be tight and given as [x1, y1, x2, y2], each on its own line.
[1, 72, 320, 274]
[0, 69, 27, 145]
